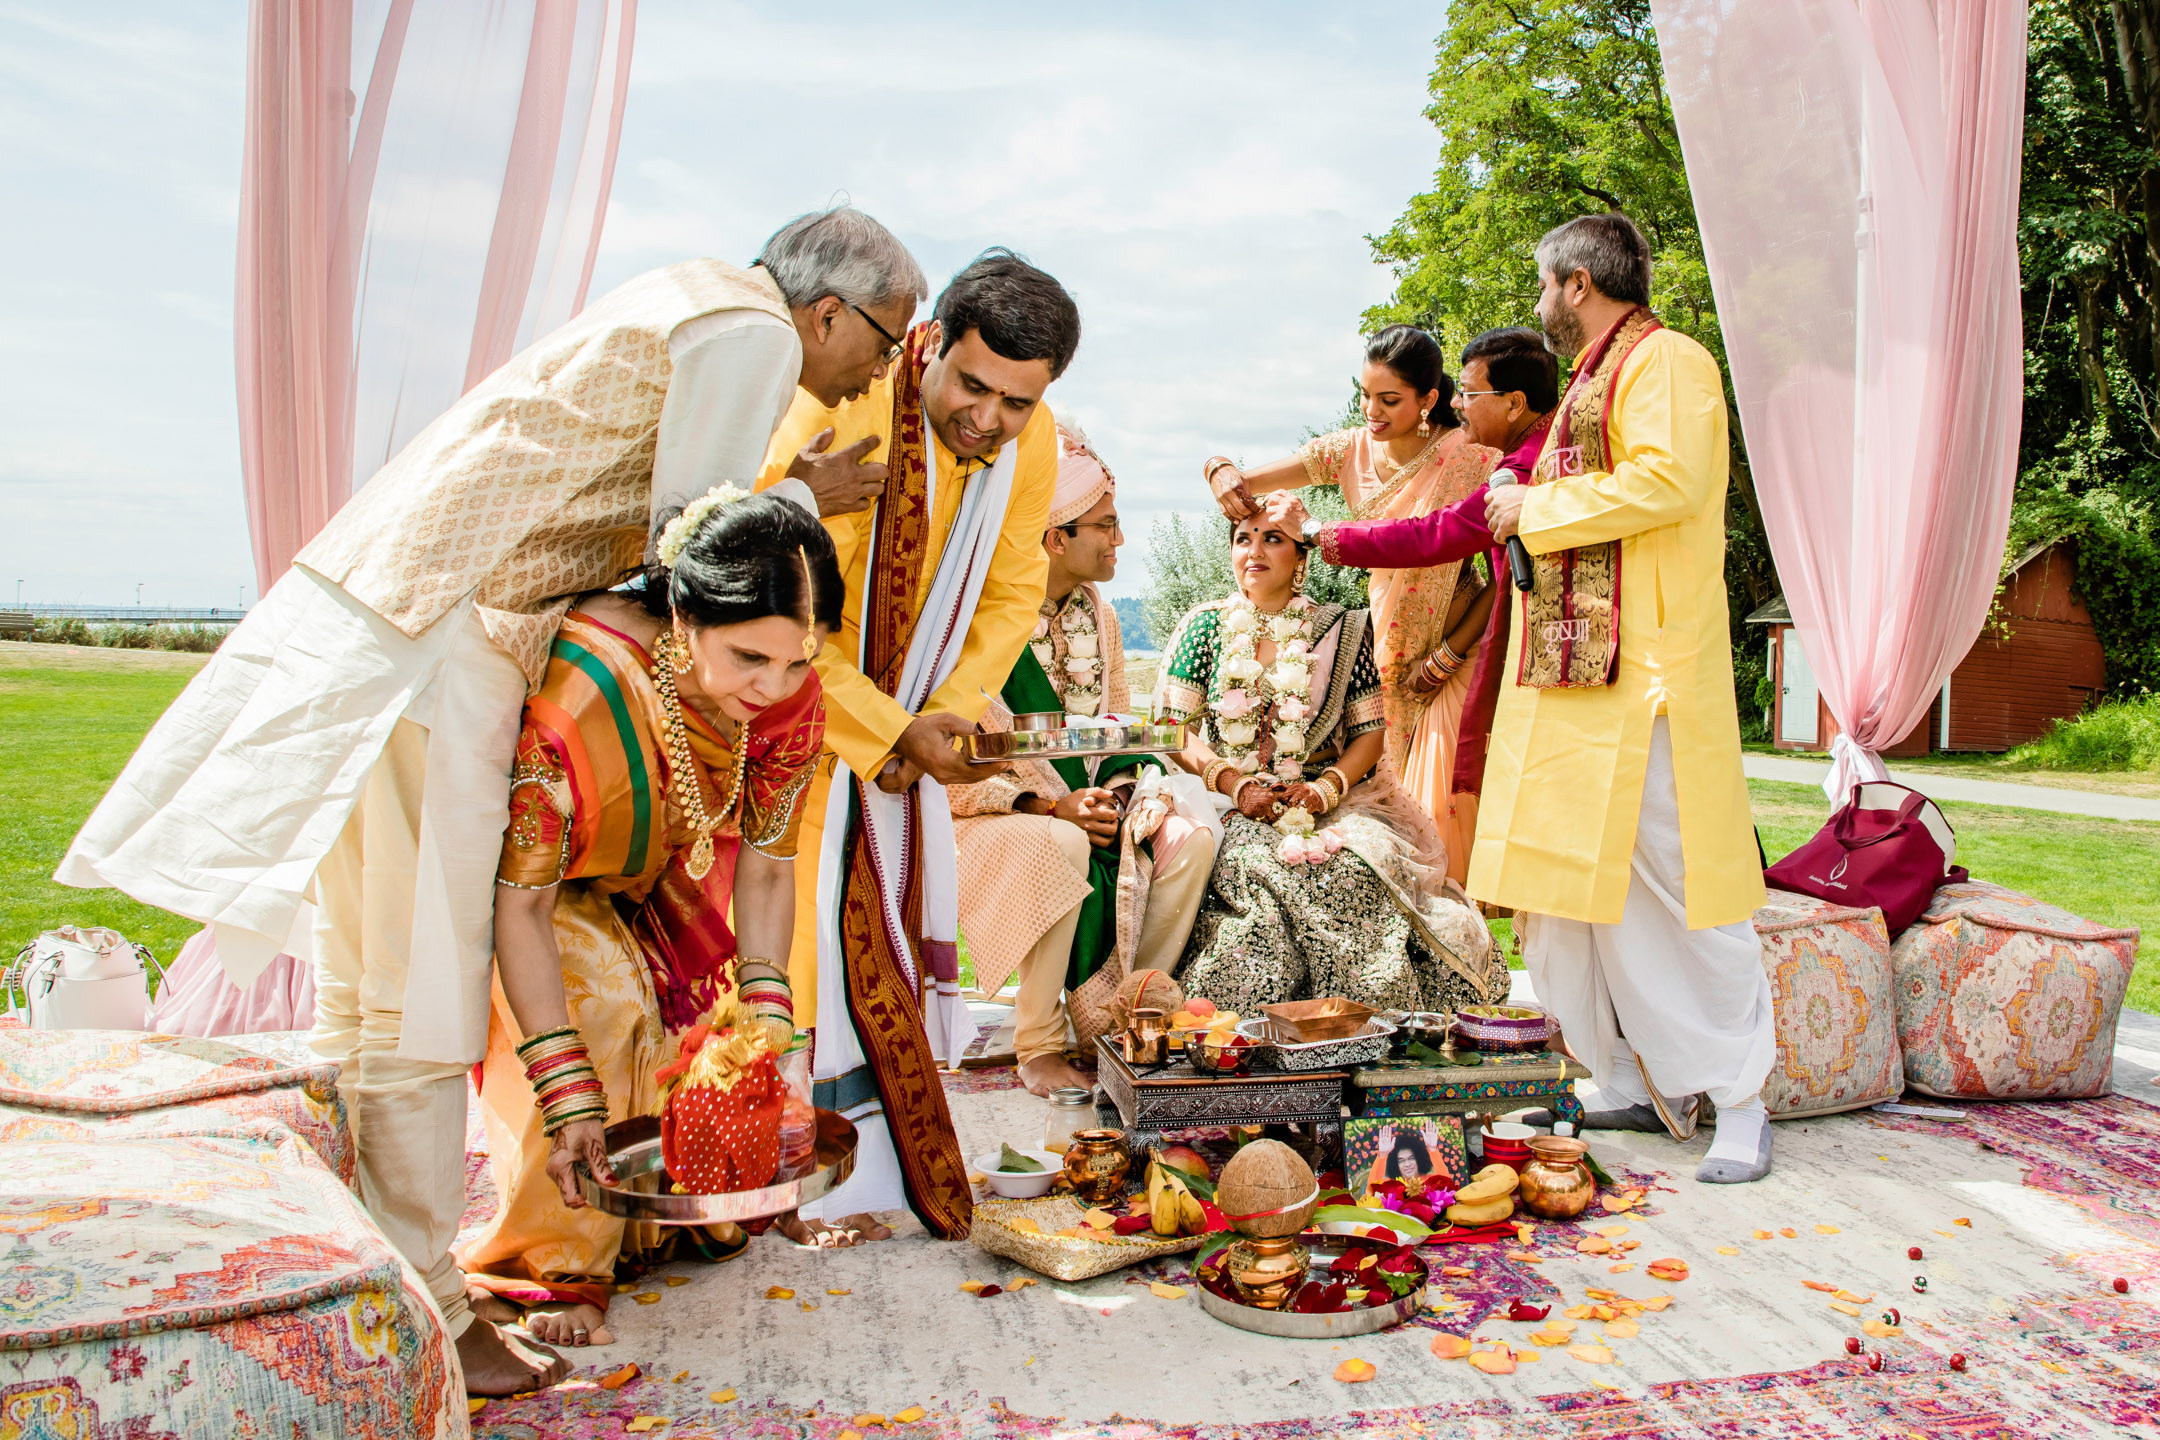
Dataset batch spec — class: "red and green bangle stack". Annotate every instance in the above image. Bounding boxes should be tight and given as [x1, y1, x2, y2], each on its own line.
[518, 1025, 609, 1135]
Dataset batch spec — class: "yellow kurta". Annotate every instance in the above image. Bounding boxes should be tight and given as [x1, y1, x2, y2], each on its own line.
[755, 375, 1059, 1021]
[1467, 326, 1763, 930]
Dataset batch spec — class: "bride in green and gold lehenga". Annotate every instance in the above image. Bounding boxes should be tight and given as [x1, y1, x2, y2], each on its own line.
[1159, 513, 1502, 1014]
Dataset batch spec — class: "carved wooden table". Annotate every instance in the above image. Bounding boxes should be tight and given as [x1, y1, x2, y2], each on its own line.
[1349, 1048, 1590, 1125]
[1093, 1037, 1349, 1161]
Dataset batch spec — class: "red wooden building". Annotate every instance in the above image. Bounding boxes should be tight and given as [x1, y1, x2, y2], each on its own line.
[1747, 540, 2108, 754]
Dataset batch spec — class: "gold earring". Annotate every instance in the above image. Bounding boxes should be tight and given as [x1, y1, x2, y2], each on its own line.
[1293, 557, 1310, 590]
[670, 627, 693, 674]
[1417, 409, 1431, 437]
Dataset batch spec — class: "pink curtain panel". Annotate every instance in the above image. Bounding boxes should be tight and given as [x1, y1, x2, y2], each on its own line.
[237, 0, 638, 593]
[1650, 0, 2027, 800]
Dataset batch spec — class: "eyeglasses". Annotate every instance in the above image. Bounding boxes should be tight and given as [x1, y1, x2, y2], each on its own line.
[850, 303, 906, 366]
[1456, 389, 1506, 400]
[1060, 518, 1124, 536]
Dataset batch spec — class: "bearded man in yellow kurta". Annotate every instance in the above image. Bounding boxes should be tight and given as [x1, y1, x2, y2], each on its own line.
[1475, 213, 1774, 1183]
[755, 249, 1077, 1242]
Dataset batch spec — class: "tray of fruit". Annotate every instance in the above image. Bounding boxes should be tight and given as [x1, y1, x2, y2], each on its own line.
[576, 1109, 857, 1224]
[1194, 1234, 1429, 1338]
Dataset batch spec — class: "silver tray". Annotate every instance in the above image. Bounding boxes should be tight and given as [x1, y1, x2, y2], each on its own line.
[1197, 1239, 1427, 1338]
[1236, 1016, 1395, 1072]
[575, 1109, 856, 1224]
[966, 719, 1185, 764]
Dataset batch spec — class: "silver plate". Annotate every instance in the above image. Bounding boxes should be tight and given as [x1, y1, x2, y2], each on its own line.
[1196, 1240, 1427, 1338]
[575, 1109, 857, 1224]
[1236, 1017, 1395, 1072]
[965, 719, 1185, 764]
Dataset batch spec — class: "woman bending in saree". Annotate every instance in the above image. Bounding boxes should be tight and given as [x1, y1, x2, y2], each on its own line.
[458, 488, 842, 1350]
[1159, 513, 1502, 1014]
[1203, 326, 1498, 881]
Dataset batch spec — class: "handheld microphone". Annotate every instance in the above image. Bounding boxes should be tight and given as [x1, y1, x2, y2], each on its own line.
[1488, 470, 1536, 593]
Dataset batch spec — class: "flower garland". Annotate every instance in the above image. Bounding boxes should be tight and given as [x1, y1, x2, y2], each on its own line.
[1029, 589, 1105, 718]
[655, 483, 750, 569]
[1212, 594, 1317, 779]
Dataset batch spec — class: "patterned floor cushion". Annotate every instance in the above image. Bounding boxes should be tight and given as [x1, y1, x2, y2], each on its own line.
[0, 1025, 350, 1182]
[0, 1124, 461, 1438]
[1755, 889, 1903, 1119]
[1891, 881, 2138, 1099]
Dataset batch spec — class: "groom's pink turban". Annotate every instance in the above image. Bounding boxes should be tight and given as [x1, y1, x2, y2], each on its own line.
[1049, 422, 1115, 528]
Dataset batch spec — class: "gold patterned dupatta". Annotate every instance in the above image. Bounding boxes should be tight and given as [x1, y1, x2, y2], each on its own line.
[1517, 306, 1662, 689]
[1300, 425, 1496, 774]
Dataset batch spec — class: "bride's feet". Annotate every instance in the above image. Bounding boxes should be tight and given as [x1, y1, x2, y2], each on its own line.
[457, 1317, 567, 1395]
[776, 1209, 893, 1248]
[1018, 1053, 1094, 1098]
[524, 1301, 614, 1348]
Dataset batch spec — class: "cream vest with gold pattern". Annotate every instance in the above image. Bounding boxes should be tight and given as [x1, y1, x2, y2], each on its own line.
[296, 259, 793, 685]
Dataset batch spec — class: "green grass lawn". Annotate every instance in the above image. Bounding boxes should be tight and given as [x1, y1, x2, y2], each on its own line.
[0, 643, 208, 967]
[3, 644, 2152, 1017]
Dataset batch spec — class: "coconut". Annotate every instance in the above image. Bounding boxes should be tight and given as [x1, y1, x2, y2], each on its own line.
[1110, 969, 1184, 1035]
[1216, 1139, 1319, 1238]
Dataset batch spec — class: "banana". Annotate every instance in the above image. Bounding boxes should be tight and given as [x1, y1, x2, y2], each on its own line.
[1179, 1190, 1207, 1235]
[1446, 1194, 1516, 1226]
[1456, 1165, 1520, 1206]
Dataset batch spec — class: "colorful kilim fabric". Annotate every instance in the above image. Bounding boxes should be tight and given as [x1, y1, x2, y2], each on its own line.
[0, 1025, 338, 1113]
[1, 1125, 458, 1437]
[1755, 890, 1903, 1119]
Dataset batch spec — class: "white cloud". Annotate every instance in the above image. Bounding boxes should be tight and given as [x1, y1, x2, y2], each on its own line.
[0, 0, 1448, 606]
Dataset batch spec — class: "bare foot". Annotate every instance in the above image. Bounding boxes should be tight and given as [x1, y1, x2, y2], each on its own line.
[775, 1209, 893, 1247]
[524, 1301, 614, 1348]
[457, 1317, 568, 1396]
[1019, 1053, 1095, 1098]
[465, 1284, 521, 1327]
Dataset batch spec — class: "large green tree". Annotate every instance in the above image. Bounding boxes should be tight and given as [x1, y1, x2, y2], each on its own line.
[1364, 0, 1777, 729]
[2013, 0, 2160, 693]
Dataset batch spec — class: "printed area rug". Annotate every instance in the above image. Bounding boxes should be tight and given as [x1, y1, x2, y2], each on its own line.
[464, 1079, 2160, 1439]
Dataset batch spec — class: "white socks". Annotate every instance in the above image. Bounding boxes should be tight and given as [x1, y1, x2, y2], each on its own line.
[1704, 1096, 1768, 1165]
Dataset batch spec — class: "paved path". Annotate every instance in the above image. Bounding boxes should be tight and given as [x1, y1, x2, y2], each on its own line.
[1743, 752, 2160, 821]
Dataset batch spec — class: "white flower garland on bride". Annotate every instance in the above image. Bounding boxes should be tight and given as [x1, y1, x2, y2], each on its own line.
[1030, 590, 1104, 718]
[1213, 593, 1317, 777]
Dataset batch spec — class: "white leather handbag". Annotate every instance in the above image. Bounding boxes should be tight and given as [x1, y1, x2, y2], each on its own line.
[4, 926, 161, 1031]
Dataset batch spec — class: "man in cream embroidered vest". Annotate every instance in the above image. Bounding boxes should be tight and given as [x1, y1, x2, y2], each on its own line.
[1478, 213, 1775, 1185]
[57, 207, 923, 1395]
[947, 425, 1219, 1096]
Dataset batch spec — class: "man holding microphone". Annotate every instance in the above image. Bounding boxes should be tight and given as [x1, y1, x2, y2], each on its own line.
[1258, 213, 1774, 1184]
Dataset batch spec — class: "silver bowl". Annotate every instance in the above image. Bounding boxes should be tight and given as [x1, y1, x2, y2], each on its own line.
[1197, 1238, 1427, 1337]
[575, 1109, 857, 1224]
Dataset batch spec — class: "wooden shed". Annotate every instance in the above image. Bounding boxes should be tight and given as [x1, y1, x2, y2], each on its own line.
[1747, 539, 2108, 755]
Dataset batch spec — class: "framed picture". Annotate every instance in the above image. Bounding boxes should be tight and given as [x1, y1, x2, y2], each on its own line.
[1344, 1114, 1469, 1191]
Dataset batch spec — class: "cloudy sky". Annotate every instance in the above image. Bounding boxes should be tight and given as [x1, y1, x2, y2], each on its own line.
[0, 1, 1447, 608]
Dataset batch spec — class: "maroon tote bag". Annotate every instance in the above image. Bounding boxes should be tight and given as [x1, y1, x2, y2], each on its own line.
[1763, 782, 1968, 936]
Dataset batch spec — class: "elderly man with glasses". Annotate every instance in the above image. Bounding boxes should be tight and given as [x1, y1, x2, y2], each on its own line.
[942, 425, 1220, 1095]
[58, 203, 922, 1396]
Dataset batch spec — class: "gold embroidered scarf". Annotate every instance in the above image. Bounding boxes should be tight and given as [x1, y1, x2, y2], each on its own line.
[1516, 306, 1662, 689]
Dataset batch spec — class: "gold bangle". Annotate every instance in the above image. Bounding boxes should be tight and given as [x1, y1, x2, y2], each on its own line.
[1324, 766, 1351, 796]
[1202, 758, 1232, 793]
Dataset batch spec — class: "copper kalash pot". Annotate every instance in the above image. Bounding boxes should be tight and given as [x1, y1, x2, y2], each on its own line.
[1516, 1135, 1596, 1220]
[1061, 1128, 1133, 1204]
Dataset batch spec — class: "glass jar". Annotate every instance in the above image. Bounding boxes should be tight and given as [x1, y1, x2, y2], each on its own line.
[776, 1032, 816, 1175]
[1043, 1086, 1095, 1155]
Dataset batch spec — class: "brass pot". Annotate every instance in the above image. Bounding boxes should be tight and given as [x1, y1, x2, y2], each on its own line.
[1123, 1007, 1169, 1066]
[1224, 1234, 1310, 1309]
[1061, 1128, 1133, 1204]
[1516, 1135, 1596, 1220]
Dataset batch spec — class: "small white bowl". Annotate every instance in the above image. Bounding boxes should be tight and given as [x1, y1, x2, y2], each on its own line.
[973, 1149, 1063, 1198]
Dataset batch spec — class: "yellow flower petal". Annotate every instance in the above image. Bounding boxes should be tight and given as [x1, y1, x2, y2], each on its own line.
[852, 1416, 886, 1428]
[626, 1419, 668, 1434]
[663, 1275, 690, 1286]
[1008, 1278, 1038, 1290]
[671, 1370, 688, 1383]
[827, 1288, 852, 1296]
[1814, 1224, 1840, 1235]
[894, 1406, 927, 1423]
[1595, 1224, 1630, 1238]
[1568, 1344, 1617, 1364]
[765, 1286, 795, 1300]
[1149, 1282, 1188, 1299]
[1605, 1319, 1639, 1339]
[467, 1399, 487, 1416]
[709, 1388, 736, 1402]
[632, 1291, 660, 1305]
[1716, 1246, 1741, 1255]
[958, 1281, 985, 1294]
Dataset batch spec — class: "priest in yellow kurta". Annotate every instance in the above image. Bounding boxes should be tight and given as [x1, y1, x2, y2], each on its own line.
[1271, 213, 1774, 1186]
[754, 249, 1076, 1243]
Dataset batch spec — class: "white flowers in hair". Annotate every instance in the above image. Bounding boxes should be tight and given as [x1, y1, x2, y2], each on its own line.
[655, 484, 753, 569]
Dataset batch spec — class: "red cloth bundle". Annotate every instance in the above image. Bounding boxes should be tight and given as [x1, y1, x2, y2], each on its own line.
[655, 1016, 782, 1193]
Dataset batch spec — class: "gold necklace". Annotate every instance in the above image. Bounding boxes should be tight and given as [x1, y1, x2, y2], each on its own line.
[652, 630, 749, 881]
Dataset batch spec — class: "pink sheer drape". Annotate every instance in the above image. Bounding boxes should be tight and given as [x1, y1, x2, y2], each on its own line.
[1650, 0, 2027, 799]
[237, 0, 637, 594]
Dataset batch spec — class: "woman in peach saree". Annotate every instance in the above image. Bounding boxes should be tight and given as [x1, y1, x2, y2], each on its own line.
[1202, 325, 1499, 881]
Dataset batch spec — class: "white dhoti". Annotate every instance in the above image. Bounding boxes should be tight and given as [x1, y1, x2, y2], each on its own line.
[1522, 716, 1775, 1126]
[56, 564, 528, 1330]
